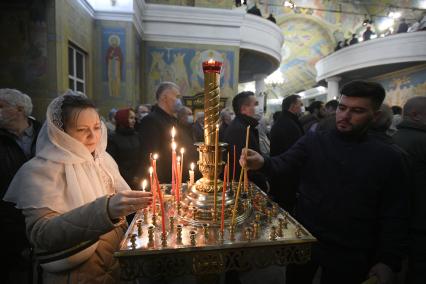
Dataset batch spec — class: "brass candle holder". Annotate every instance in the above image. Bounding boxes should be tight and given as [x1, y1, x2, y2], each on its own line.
[176, 224, 183, 244]
[136, 219, 143, 237]
[178, 59, 250, 227]
[189, 230, 197, 246]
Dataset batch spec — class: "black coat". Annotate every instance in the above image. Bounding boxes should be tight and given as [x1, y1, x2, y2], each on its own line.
[0, 119, 41, 260]
[137, 105, 178, 183]
[269, 111, 304, 211]
[107, 127, 142, 189]
[262, 129, 409, 272]
[224, 114, 267, 190]
[394, 120, 426, 232]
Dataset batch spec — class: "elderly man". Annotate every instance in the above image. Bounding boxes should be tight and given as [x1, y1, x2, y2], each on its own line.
[393, 96, 426, 284]
[0, 88, 42, 283]
[242, 81, 409, 284]
[137, 82, 182, 183]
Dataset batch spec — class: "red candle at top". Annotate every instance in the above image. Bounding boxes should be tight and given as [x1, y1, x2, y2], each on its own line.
[202, 59, 223, 73]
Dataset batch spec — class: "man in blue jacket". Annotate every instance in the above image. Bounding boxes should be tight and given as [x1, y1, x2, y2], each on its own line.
[242, 81, 409, 284]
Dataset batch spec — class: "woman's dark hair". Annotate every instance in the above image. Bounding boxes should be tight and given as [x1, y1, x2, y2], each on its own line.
[61, 95, 97, 129]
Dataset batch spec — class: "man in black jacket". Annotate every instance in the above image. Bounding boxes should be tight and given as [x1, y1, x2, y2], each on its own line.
[0, 88, 41, 283]
[242, 81, 409, 284]
[224, 91, 267, 190]
[269, 95, 304, 212]
[137, 82, 181, 183]
[393, 96, 426, 284]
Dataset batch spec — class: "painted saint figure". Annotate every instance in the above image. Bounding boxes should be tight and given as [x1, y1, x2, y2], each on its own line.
[106, 35, 123, 97]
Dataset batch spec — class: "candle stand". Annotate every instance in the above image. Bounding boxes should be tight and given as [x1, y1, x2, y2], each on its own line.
[115, 59, 316, 282]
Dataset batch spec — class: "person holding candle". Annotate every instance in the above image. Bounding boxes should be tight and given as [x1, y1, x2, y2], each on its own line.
[137, 82, 183, 183]
[4, 91, 152, 283]
[224, 91, 267, 191]
[240, 81, 409, 284]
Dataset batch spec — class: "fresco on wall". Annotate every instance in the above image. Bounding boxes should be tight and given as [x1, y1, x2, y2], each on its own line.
[278, 17, 334, 94]
[102, 27, 126, 98]
[372, 65, 426, 107]
[146, 45, 236, 98]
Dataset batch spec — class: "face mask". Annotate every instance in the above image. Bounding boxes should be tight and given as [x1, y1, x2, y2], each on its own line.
[139, 113, 148, 120]
[255, 105, 262, 115]
[300, 106, 306, 113]
[174, 99, 183, 112]
[230, 114, 235, 121]
[187, 116, 194, 124]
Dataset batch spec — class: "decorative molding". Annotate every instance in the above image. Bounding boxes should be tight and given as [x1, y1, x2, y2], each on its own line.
[316, 32, 426, 82]
[78, 0, 95, 17]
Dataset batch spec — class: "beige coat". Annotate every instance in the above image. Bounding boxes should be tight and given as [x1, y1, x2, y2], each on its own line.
[24, 196, 127, 284]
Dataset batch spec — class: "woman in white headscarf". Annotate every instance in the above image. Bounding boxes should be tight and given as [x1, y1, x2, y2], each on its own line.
[4, 91, 152, 283]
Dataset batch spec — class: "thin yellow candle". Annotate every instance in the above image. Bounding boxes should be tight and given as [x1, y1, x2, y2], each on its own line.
[213, 123, 219, 222]
[244, 126, 250, 192]
[231, 125, 250, 226]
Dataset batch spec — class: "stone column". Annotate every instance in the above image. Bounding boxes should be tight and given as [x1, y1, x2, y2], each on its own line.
[254, 73, 267, 115]
[325, 76, 341, 101]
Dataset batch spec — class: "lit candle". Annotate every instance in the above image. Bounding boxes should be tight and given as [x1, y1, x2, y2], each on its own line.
[171, 126, 176, 141]
[220, 163, 228, 233]
[213, 124, 219, 222]
[149, 166, 156, 216]
[176, 156, 181, 204]
[189, 162, 195, 186]
[152, 154, 166, 235]
[141, 179, 147, 192]
[171, 141, 177, 201]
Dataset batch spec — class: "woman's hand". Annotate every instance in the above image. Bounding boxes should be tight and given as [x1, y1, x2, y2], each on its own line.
[108, 190, 152, 219]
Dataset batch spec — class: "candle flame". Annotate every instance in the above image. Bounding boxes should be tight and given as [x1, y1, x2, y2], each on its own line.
[149, 166, 153, 175]
[171, 126, 176, 138]
[180, 148, 185, 154]
[190, 162, 195, 171]
[207, 58, 215, 64]
[177, 156, 181, 162]
[216, 123, 219, 130]
[172, 141, 177, 150]
[142, 179, 147, 190]
[153, 153, 158, 160]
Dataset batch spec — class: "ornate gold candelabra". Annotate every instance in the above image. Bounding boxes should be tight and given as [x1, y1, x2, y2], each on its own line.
[180, 60, 248, 226]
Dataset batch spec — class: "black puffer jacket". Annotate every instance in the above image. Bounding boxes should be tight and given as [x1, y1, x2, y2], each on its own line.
[224, 114, 267, 190]
[0, 119, 41, 261]
[107, 127, 142, 189]
[136, 105, 178, 183]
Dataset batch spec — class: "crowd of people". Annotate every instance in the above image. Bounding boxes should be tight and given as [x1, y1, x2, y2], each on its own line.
[1, 80, 425, 284]
[335, 16, 426, 52]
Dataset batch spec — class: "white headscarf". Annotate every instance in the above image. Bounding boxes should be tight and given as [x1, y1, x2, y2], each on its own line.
[4, 91, 129, 213]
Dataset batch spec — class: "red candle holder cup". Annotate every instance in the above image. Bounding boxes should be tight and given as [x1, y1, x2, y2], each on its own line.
[202, 60, 223, 73]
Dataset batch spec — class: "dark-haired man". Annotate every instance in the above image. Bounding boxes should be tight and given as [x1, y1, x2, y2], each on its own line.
[242, 81, 409, 284]
[269, 95, 304, 212]
[224, 91, 267, 190]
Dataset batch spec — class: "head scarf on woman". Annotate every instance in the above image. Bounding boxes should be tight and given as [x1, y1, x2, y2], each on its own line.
[4, 91, 129, 213]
